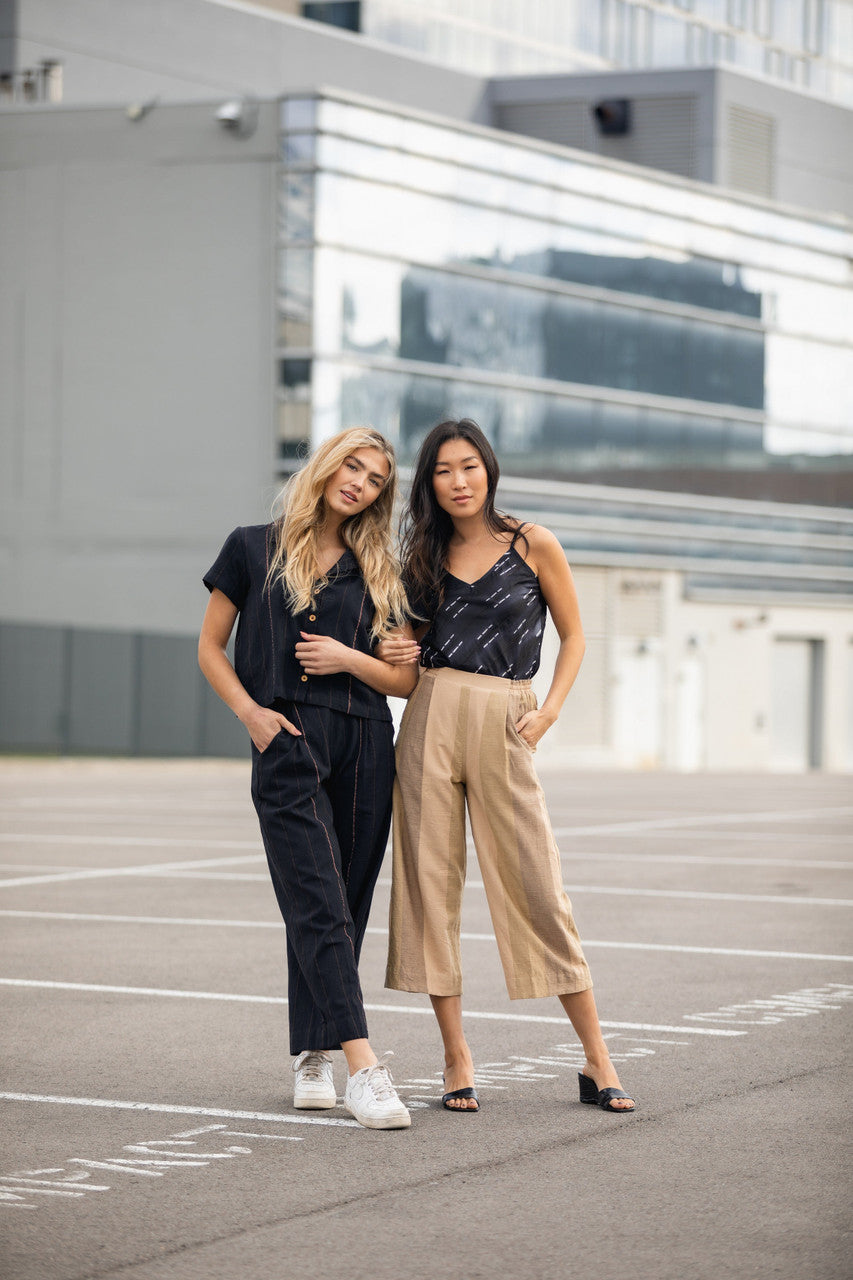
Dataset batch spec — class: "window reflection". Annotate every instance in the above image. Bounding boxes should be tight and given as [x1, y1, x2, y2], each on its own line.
[279, 97, 853, 503]
[278, 358, 312, 460]
[320, 362, 850, 503]
[278, 248, 313, 346]
[330, 253, 766, 410]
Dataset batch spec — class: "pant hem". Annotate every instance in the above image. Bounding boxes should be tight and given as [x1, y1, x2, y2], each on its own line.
[507, 977, 593, 1000]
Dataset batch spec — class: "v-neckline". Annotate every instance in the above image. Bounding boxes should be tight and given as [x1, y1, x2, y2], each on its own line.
[445, 546, 514, 588]
[315, 548, 350, 578]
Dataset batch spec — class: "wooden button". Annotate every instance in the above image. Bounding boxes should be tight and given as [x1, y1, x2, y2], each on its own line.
[308, 614, 316, 621]
[300, 674, 308, 682]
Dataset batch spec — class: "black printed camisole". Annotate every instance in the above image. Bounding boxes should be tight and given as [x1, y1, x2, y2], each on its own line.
[418, 546, 547, 680]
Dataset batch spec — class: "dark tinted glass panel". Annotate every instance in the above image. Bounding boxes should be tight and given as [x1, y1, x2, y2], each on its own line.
[302, 2, 360, 32]
[280, 358, 312, 389]
[326, 364, 852, 503]
[528, 250, 763, 318]
[353, 258, 765, 409]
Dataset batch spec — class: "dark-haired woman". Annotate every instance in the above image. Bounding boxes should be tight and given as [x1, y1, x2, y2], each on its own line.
[381, 419, 634, 1115]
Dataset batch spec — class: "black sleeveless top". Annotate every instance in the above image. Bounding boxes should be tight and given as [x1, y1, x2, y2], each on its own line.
[419, 546, 546, 680]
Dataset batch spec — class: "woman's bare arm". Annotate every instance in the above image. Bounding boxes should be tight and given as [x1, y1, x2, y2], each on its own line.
[294, 623, 420, 698]
[515, 525, 585, 749]
[198, 588, 300, 750]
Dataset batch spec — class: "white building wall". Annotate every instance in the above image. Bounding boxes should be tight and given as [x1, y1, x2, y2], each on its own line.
[535, 565, 853, 773]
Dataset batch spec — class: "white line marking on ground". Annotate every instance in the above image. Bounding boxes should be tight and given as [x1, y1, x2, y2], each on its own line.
[3, 835, 849, 868]
[581, 939, 853, 963]
[0, 1093, 359, 1128]
[2, 911, 850, 964]
[10, 868, 848, 906]
[563, 885, 850, 906]
[558, 851, 853, 870]
[118, 871, 270, 882]
[0, 855, 262, 890]
[0, 864, 98, 873]
[0, 798, 248, 812]
[552, 805, 853, 836]
[0, 979, 744, 1035]
[0, 834, 260, 850]
[560, 831, 847, 844]
[224, 1132, 303, 1142]
[376, 879, 853, 907]
[0, 910, 281, 928]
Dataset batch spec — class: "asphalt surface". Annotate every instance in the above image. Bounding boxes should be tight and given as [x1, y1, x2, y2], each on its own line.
[1, 757, 851, 1280]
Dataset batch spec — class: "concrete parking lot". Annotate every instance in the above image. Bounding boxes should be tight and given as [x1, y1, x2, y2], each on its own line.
[1, 757, 851, 1280]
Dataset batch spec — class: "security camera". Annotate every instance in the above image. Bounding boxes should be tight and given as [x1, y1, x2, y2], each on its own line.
[216, 100, 243, 125]
[126, 97, 158, 122]
[215, 98, 258, 137]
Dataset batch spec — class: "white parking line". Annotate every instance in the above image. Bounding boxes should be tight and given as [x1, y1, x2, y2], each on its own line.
[0, 1092, 359, 1128]
[558, 851, 853, 870]
[561, 885, 853, 907]
[0, 855, 262, 890]
[0, 797, 247, 811]
[2, 844, 851, 871]
[377, 880, 853, 908]
[552, 805, 853, 836]
[0, 978, 745, 1035]
[0, 834, 260, 850]
[5, 859, 845, 903]
[1, 910, 851, 964]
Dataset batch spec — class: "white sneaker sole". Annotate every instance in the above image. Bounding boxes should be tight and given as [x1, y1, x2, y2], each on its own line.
[294, 1094, 337, 1110]
[343, 1101, 411, 1129]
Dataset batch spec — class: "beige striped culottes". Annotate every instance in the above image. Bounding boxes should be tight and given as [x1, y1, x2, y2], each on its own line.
[385, 666, 592, 1001]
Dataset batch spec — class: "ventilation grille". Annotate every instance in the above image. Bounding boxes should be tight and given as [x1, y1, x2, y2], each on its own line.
[600, 95, 696, 180]
[493, 100, 591, 151]
[727, 105, 775, 199]
[494, 95, 698, 180]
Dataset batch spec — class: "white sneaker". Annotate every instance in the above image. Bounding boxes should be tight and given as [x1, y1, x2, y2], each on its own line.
[344, 1052, 411, 1130]
[292, 1050, 337, 1110]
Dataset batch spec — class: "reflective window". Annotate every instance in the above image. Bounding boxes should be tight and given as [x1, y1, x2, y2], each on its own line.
[278, 359, 313, 459]
[279, 172, 314, 244]
[315, 251, 767, 409]
[278, 95, 853, 504]
[356, 0, 853, 106]
[277, 248, 313, 346]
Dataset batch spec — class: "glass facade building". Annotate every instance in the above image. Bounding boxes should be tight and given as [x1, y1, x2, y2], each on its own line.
[303, 0, 853, 106]
[278, 92, 853, 521]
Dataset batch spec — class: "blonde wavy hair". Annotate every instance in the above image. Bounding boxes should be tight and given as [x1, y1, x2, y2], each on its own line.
[266, 427, 408, 639]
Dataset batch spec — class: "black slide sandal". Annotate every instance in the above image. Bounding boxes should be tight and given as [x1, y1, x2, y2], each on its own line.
[578, 1072, 635, 1112]
[442, 1073, 480, 1112]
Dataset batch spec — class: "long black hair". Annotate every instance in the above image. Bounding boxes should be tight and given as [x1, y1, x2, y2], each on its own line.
[400, 418, 522, 617]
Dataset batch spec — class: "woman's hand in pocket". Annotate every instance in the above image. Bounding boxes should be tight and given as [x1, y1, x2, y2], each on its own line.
[514, 707, 555, 750]
[242, 705, 300, 752]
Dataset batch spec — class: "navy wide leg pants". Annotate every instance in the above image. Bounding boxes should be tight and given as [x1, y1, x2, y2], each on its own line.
[250, 701, 394, 1054]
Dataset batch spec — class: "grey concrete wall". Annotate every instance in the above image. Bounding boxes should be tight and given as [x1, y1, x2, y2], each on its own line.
[714, 68, 853, 216]
[0, 620, 249, 757]
[488, 69, 718, 183]
[0, 0, 17, 71]
[489, 66, 853, 218]
[0, 100, 279, 638]
[8, 0, 490, 122]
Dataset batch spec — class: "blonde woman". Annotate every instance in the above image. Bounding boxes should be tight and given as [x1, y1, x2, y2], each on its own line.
[199, 428, 418, 1129]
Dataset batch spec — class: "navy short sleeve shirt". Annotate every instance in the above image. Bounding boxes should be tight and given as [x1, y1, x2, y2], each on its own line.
[204, 524, 391, 722]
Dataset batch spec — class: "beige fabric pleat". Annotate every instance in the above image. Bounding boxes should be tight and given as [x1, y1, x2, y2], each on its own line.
[386, 667, 592, 1000]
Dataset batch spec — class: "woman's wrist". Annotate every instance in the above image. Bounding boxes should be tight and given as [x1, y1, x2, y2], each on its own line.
[236, 696, 263, 726]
